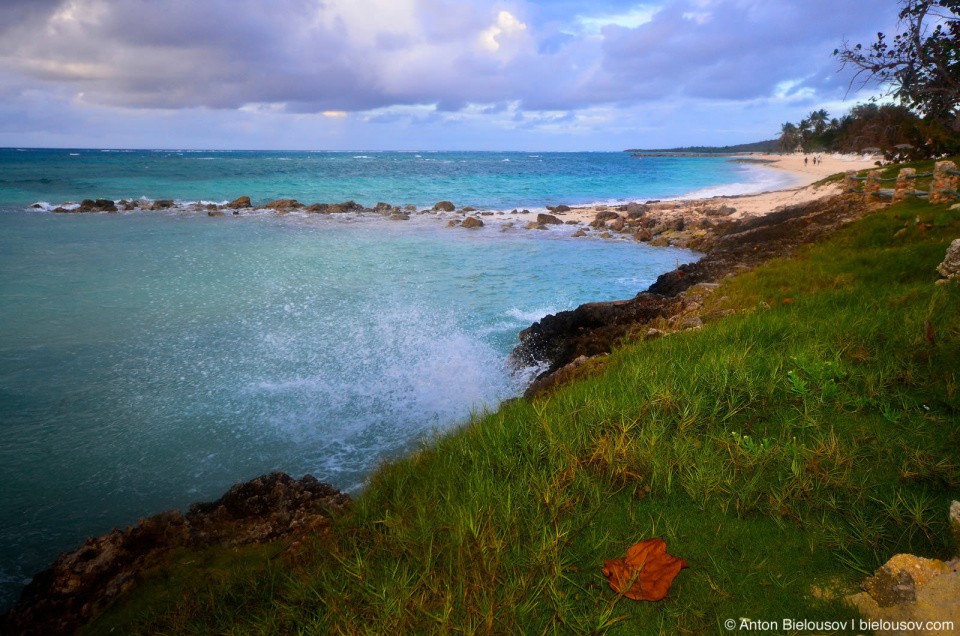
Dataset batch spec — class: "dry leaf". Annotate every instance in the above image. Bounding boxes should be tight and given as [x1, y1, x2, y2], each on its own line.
[601, 538, 689, 601]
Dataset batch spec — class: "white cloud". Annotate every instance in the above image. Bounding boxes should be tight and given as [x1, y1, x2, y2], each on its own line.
[575, 5, 661, 34]
[478, 10, 527, 53]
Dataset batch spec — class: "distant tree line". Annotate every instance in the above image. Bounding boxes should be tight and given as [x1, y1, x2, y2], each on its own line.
[776, 103, 958, 159]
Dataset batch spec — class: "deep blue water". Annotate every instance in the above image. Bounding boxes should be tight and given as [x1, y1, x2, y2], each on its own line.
[0, 149, 789, 610]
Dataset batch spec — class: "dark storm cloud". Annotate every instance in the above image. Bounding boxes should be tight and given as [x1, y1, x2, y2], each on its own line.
[0, 0, 898, 116]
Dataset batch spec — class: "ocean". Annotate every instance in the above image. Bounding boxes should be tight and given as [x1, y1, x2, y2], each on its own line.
[0, 149, 794, 609]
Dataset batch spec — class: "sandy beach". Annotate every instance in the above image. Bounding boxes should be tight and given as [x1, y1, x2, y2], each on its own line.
[505, 153, 880, 227]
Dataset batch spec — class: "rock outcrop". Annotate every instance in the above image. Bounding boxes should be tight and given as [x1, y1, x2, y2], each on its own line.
[512, 195, 873, 397]
[0, 472, 349, 636]
[936, 239, 960, 284]
[461, 217, 484, 228]
[433, 201, 455, 212]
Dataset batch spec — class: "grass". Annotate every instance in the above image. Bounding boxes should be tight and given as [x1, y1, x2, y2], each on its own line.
[85, 194, 960, 635]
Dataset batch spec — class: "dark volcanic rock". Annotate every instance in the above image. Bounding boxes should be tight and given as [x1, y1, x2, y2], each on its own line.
[0, 472, 349, 636]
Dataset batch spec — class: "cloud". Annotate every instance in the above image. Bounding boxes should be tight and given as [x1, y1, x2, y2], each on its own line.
[0, 0, 905, 149]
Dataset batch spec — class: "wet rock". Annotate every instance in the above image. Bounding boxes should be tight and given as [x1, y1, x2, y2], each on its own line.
[447, 220, 461, 227]
[461, 206, 476, 212]
[599, 232, 613, 239]
[0, 472, 349, 636]
[51, 207, 70, 213]
[29, 203, 43, 209]
[634, 229, 653, 241]
[546, 204, 571, 213]
[537, 213, 562, 225]
[207, 210, 225, 217]
[609, 218, 625, 232]
[525, 222, 547, 230]
[565, 220, 580, 225]
[389, 213, 410, 221]
[228, 196, 251, 209]
[374, 202, 392, 212]
[480, 211, 494, 216]
[305, 203, 328, 213]
[433, 201, 455, 212]
[572, 229, 587, 238]
[265, 199, 301, 210]
[150, 200, 174, 210]
[403, 205, 416, 211]
[936, 239, 960, 284]
[461, 217, 484, 228]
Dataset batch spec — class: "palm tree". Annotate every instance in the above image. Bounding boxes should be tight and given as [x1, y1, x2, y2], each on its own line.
[809, 109, 830, 136]
[778, 122, 799, 153]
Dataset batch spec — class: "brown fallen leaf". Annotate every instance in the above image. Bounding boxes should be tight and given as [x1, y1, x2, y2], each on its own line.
[924, 319, 936, 344]
[601, 538, 689, 601]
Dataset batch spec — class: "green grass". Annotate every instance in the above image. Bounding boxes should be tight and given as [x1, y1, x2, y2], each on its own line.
[86, 197, 960, 635]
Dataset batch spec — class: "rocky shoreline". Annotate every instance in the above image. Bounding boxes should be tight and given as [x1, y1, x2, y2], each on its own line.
[510, 193, 877, 397]
[3, 189, 879, 635]
[0, 472, 349, 636]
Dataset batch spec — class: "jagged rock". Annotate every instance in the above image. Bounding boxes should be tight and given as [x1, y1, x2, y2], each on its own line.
[150, 200, 174, 210]
[29, 203, 43, 209]
[265, 199, 300, 210]
[626, 202, 648, 219]
[537, 213, 562, 225]
[635, 229, 653, 241]
[447, 220, 461, 227]
[433, 201, 455, 212]
[461, 217, 484, 228]
[936, 239, 960, 284]
[609, 218, 625, 232]
[305, 204, 328, 213]
[595, 211, 620, 223]
[599, 232, 613, 239]
[848, 552, 960, 636]
[0, 472, 349, 636]
[228, 196, 251, 209]
[565, 220, 580, 225]
[374, 202, 392, 212]
[572, 229, 587, 237]
[546, 204, 571, 213]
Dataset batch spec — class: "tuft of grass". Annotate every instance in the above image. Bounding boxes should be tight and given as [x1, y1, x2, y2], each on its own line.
[86, 197, 960, 635]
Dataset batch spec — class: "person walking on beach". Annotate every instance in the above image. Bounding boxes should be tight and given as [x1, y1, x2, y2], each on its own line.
[805, 157, 808, 166]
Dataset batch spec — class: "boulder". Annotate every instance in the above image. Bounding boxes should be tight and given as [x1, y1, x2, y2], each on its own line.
[338, 201, 363, 212]
[634, 229, 653, 241]
[565, 220, 580, 225]
[608, 218, 625, 232]
[304, 204, 329, 213]
[461, 206, 476, 212]
[461, 217, 484, 228]
[228, 196, 251, 209]
[481, 211, 494, 216]
[404, 205, 417, 211]
[388, 213, 410, 221]
[681, 316, 703, 330]
[265, 199, 300, 210]
[594, 211, 620, 223]
[537, 213, 562, 225]
[447, 220, 461, 227]
[150, 200, 174, 210]
[572, 229, 587, 237]
[29, 203, 43, 209]
[525, 222, 545, 230]
[626, 202, 648, 219]
[599, 231, 613, 239]
[706, 205, 736, 217]
[207, 211, 225, 217]
[936, 239, 960, 284]
[374, 202, 392, 211]
[546, 204, 571, 213]
[433, 201, 455, 212]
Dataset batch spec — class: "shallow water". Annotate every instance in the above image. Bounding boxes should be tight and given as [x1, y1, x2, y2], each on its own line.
[0, 208, 700, 608]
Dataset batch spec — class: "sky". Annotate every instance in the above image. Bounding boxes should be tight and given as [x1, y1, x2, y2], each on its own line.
[0, 0, 900, 150]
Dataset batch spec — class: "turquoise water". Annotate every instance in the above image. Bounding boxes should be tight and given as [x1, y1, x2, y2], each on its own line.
[0, 151, 786, 610]
[0, 149, 792, 209]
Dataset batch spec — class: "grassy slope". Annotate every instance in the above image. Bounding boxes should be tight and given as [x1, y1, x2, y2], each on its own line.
[87, 195, 960, 635]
